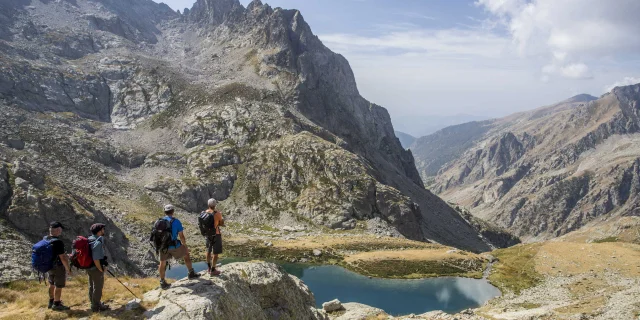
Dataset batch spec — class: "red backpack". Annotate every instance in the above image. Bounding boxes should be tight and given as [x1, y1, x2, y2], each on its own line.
[70, 236, 94, 269]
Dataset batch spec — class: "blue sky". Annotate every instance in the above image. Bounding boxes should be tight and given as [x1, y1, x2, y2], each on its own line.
[155, 0, 640, 134]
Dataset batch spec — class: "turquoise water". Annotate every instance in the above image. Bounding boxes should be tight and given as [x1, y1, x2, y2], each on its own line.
[166, 260, 500, 315]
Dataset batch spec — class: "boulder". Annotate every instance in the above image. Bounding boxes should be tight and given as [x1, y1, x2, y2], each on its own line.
[313, 249, 322, 257]
[144, 262, 327, 320]
[14, 177, 29, 189]
[12, 160, 45, 189]
[125, 299, 141, 311]
[331, 302, 384, 319]
[322, 299, 343, 312]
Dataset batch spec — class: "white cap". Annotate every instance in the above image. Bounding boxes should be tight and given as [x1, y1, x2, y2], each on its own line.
[208, 198, 217, 207]
[164, 204, 175, 212]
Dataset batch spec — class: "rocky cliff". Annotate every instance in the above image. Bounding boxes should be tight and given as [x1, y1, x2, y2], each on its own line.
[413, 90, 640, 241]
[0, 0, 510, 281]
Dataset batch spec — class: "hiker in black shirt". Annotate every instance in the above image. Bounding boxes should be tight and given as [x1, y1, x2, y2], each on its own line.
[47, 221, 72, 311]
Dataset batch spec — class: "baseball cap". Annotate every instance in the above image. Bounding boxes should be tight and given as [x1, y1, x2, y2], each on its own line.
[207, 198, 217, 207]
[164, 204, 174, 212]
[90, 223, 106, 234]
[50, 221, 65, 229]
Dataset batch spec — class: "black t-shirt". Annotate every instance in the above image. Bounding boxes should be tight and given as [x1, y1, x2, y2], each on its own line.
[47, 236, 66, 264]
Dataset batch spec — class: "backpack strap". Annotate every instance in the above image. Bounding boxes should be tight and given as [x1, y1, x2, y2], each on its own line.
[169, 218, 178, 245]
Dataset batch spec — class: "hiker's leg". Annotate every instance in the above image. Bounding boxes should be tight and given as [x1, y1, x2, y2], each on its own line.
[93, 270, 104, 307]
[88, 271, 94, 307]
[49, 283, 55, 300]
[184, 249, 193, 270]
[159, 260, 167, 280]
[206, 251, 212, 269]
[54, 287, 62, 302]
[212, 254, 219, 268]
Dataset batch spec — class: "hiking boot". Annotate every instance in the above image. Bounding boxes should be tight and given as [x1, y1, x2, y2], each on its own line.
[160, 279, 170, 290]
[187, 270, 201, 280]
[92, 303, 110, 312]
[48, 299, 54, 309]
[51, 302, 71, 311]
[209, 269, 221, 276]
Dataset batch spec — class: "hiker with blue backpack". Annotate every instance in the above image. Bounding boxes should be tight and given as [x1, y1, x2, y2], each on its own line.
[32, 221, 72, 311]
[150, 204, 200, 289]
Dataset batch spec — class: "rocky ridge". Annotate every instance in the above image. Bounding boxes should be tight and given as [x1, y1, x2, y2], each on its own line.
[0, 0, 513, 281]
[413, 90, 640, 241]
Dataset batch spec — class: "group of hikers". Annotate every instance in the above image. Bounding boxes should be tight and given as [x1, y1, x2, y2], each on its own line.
[31, 198, 224, 313]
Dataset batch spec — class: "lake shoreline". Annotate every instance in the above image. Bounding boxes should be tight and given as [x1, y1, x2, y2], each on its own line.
[166, 260, 502, 316]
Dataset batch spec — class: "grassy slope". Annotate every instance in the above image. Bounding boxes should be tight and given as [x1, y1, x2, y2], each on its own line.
[0, 276, 157, 320]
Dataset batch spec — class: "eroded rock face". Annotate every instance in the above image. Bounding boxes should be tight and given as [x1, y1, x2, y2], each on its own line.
[144, 262, 327, 320]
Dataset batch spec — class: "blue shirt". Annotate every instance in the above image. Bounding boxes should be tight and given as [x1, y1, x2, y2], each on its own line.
[163, 216, 183, 249]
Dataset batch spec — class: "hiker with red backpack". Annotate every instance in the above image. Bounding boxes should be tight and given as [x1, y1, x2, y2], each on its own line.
[87, 223, 110, 312]
[151, 204, 200, 289]
[31, 221, 72, 311]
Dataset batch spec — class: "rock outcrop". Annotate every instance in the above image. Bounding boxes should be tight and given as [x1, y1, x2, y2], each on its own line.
[414, 90, 640, 241]
[144, 262, 327, 320]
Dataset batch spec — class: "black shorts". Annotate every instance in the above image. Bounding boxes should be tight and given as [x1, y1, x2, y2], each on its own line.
[206, 234, 223, 255]
[48, 264, 66, 288]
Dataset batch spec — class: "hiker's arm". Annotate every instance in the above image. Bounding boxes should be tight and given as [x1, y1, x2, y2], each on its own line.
[59, 254, 71, 275]
[94, 259, 104, 272]
[216, 212, 224, 227]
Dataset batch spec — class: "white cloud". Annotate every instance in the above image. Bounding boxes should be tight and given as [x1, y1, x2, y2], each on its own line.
[560, 63, 592, 80]
[605, 77, 640, 92]
[319, 29, 509, 58]
[477, 0, 640, 79]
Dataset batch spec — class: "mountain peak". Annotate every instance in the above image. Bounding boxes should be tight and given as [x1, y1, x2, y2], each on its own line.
[188, 0, 244, 25]
[566, 93, 598, 103]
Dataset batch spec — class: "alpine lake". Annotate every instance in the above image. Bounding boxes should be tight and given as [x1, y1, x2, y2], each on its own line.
[166, 258, 501, 316]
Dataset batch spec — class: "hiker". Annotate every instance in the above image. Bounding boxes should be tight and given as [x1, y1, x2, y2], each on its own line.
[45, 221, 72, 311]
[87, 223, 110, 312]
[199, 198, 224, 276]
[155, 204, 200, 289]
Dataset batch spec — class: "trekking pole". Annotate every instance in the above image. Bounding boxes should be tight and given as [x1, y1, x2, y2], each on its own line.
[106, 269, 140, 300]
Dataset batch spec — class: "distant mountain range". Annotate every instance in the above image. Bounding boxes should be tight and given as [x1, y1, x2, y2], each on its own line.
[394, 131, 416, 149]
[393, 114, 489, 138]
[409, 89, 640, 241]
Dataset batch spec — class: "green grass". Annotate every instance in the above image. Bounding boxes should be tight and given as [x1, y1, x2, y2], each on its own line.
[345, 258, 485, 279]
[515, 302, 542, 309]
[224, 240, 342, 265]
[489, 243, 543, 294]
[246, 183, 260, 206]
[257, 224, 279, 233]
[593, 236, 618, 243]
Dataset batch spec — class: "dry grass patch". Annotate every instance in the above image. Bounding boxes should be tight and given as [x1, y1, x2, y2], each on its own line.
[0, 276, 158, 320]
[535, 242, 640, 277]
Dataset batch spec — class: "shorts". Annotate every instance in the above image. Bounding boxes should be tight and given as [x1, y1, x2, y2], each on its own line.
[47, 264, 66, 288]
[206, 234, 223, 255]
[159, 245, 187, 261]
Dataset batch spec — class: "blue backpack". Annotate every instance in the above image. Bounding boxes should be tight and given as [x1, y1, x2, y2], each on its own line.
[31, 237, 58, 274]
